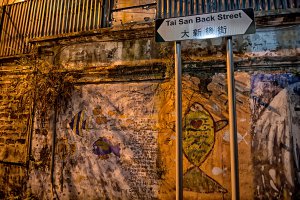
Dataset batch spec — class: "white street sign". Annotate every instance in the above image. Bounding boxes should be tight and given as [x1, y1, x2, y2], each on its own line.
[155, 8, 255, 42]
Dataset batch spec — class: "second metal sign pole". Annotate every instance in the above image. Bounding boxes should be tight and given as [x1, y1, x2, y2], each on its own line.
[174, 37, 240, 200]
[226, 37, 240, 200]
[175, 41, 183, 200]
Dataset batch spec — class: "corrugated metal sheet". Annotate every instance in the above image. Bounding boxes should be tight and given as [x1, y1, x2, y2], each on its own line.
[0, 0, 299, 58]
[0, 0, 111, 58]
[157, 0, 300, 18]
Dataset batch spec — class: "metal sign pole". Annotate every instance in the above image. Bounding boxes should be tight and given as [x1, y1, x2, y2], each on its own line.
[175, 41, 183, 200]
[226, 37, 240, 200]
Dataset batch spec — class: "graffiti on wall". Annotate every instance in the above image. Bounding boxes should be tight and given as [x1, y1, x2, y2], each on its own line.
[183, 102, 228, 193]
[156, 73, 248, 199]
[251, 74, 300, 199]
[29, 73, 254, 199]
[54, 83, 161, 199]
[69, 110, 89, 136]
[92, 137, 121, 159]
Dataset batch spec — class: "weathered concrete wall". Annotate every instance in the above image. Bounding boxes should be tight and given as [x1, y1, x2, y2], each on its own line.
[112, 0, 156, 26]
[0, 21, 299, 199]
[0, 65, 32, 163]
[0, 65, 33, 199]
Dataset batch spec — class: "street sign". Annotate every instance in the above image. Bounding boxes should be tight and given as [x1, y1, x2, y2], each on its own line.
[156, 8, 256, 200]
[155, 8, 255, 42]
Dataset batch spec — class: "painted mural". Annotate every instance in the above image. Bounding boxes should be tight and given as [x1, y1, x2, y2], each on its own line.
[183, 102, 228, 193]
[157, 73, 253, 199]
[28, 72, 254, 199]
[54, 83, 160, 199]
[250, 74, 300, 199]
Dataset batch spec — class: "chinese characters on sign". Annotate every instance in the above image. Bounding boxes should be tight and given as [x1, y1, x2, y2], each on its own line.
[156, 9, 255, 42]
[181, 26, 227, 39]
[181, 30, 189, 38]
